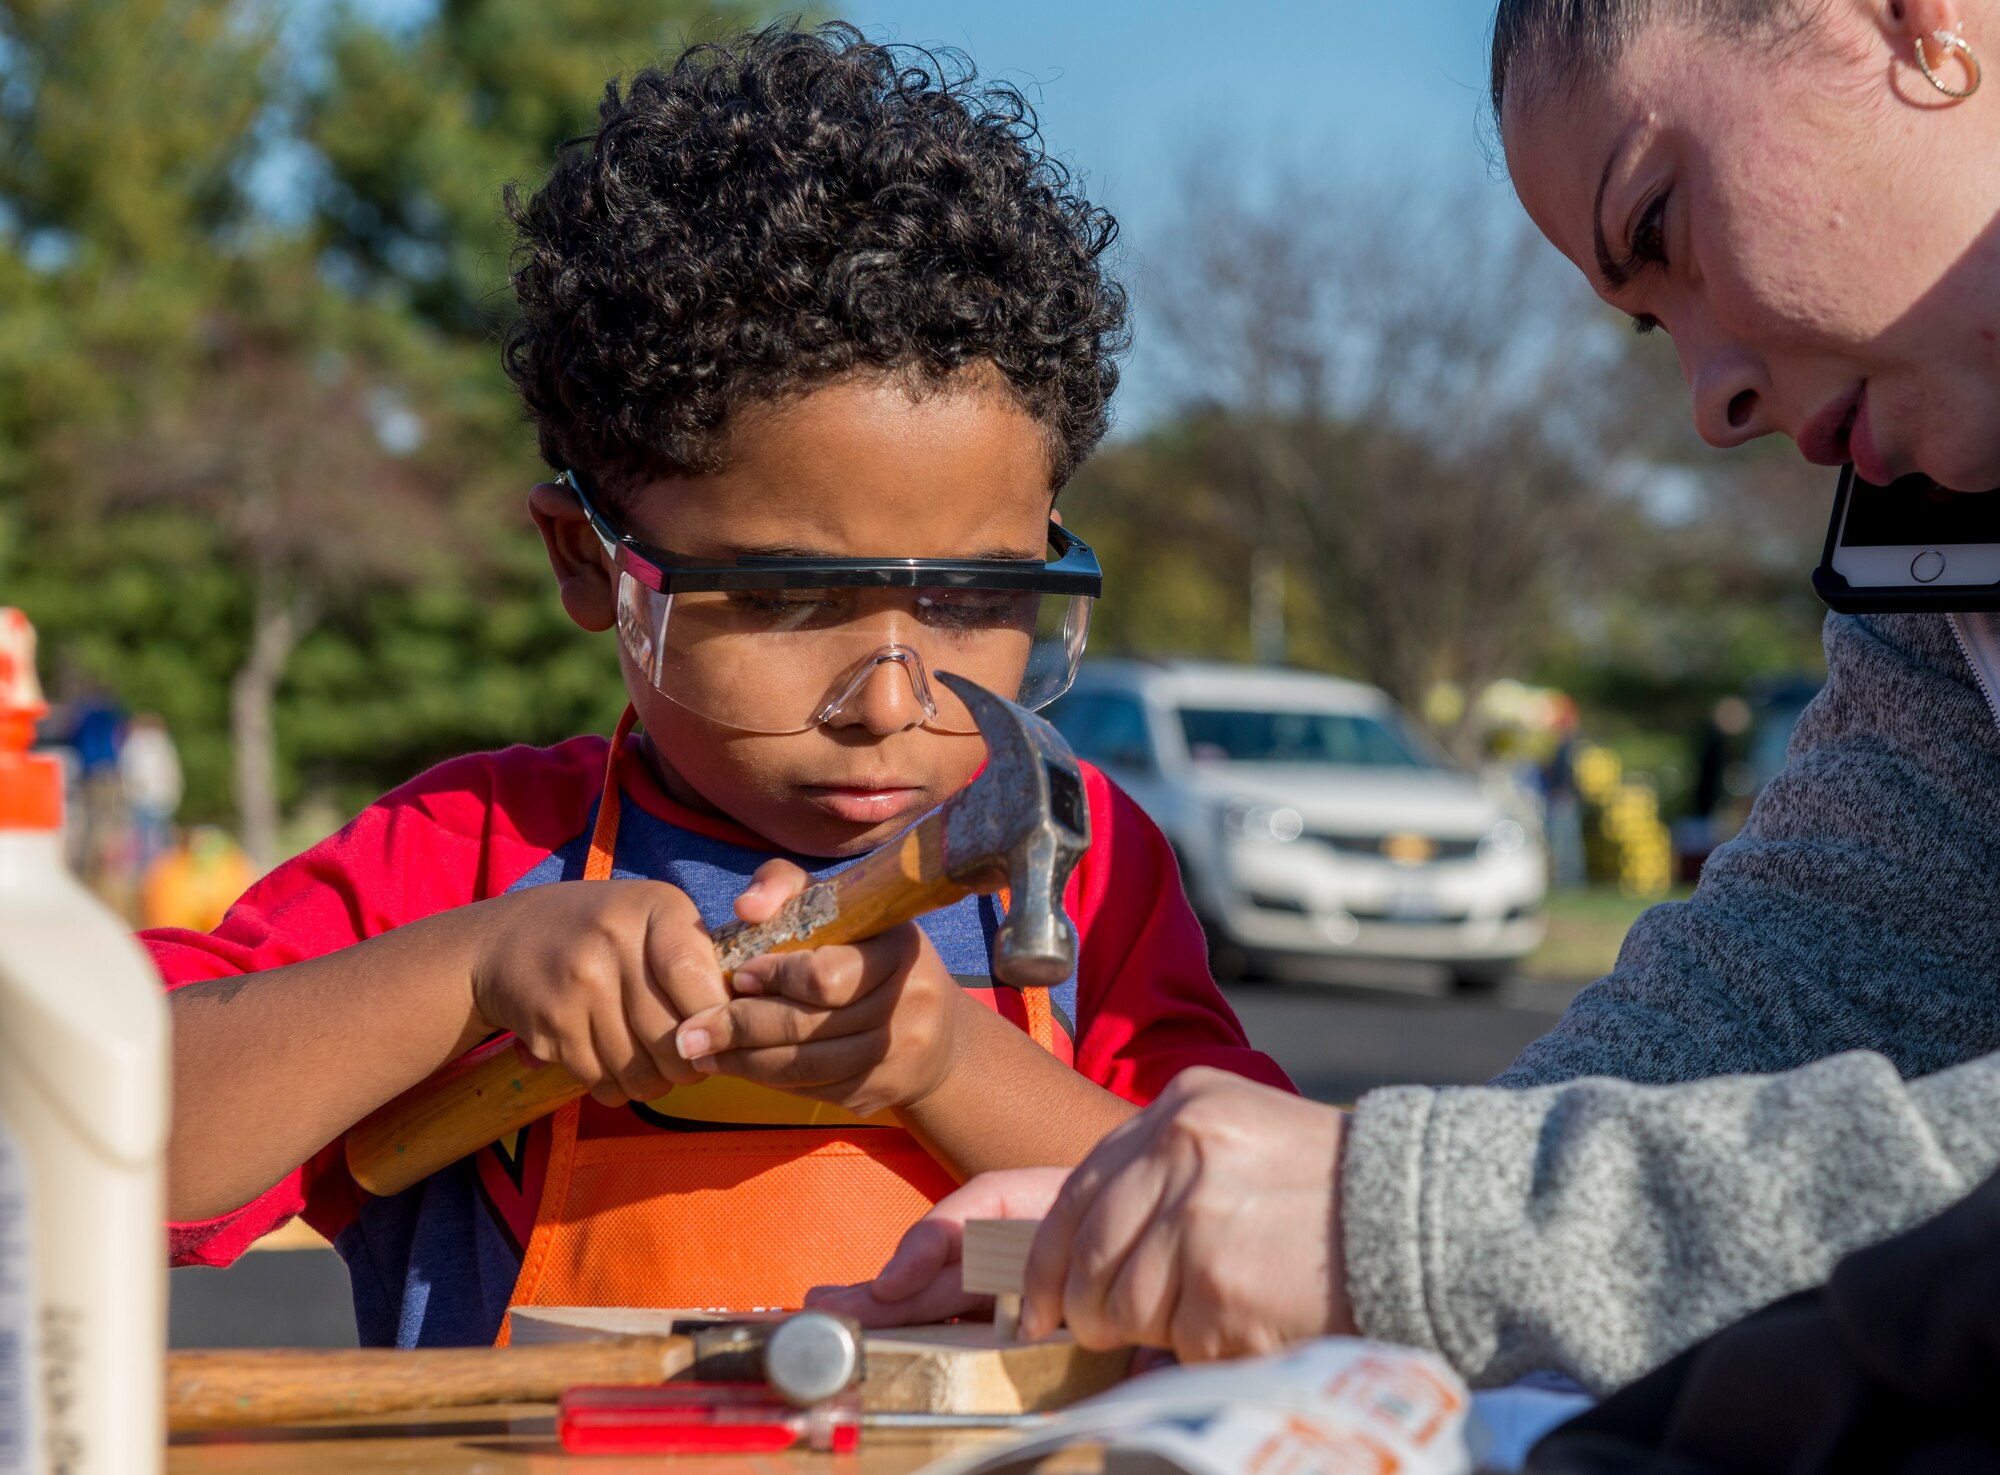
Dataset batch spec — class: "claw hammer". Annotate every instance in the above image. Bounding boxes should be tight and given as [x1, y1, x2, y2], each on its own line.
[344, 671, 1091, 1197]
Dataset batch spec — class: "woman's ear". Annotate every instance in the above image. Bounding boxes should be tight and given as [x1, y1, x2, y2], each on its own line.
[528, 480, 617, 633]
[1887, 0, 1973, 79]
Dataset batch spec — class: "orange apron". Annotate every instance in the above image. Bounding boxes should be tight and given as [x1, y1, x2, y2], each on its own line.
[496, 710, 1062, 1342]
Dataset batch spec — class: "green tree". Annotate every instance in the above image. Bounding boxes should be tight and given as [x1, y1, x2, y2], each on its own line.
[0, 0, 278, 828]
[307, 0, 763, 333]
[2, 0, 781, 861]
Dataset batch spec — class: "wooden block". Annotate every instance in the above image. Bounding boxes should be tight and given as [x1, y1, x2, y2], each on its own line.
[506, 1306, 1129, 1415]
[961, 1219, 1040, 1297]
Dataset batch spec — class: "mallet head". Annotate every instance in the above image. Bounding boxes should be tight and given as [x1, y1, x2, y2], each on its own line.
[935, 671, 1091, 989]
[686, 1311, 866, 1407]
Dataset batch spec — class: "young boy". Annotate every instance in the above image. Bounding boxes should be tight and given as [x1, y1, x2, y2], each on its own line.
[150, 23, 1289, 1348]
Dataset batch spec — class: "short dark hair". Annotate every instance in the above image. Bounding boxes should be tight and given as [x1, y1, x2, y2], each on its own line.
[1490, 0, 1802, 122]
[504, 22, 1128, 499]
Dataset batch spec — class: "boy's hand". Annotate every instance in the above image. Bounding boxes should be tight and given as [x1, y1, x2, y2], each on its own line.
[805, 1167, 1069, 1326]
[468, 879, 732, 1108]
[672, 859, 971, 1118]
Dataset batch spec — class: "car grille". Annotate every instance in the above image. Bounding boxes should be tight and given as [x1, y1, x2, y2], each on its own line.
[1307, 831, 1482, 863]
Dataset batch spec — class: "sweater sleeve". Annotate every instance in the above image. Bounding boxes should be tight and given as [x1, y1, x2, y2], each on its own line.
[1067, 765, 1294, 1104]
[1498, 611, 2000, 1090]
[1341, 1047, 2000, 1393]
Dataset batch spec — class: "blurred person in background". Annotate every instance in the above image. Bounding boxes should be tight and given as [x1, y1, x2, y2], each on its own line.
[827, 0, 2000, 1445]
[58, 680, 130, 904]
[1536, 700, 1586, 889]
[120, 712, 183, 876]
[1674, 694, 1751, 879]
[142, 826, 253, 934]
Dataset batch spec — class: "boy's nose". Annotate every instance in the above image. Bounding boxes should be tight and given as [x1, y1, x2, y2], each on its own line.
[823, 650, 930, 735]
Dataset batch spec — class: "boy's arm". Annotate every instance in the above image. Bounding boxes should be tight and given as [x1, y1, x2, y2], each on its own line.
[680, 765, 1288, 1174]
[153, 742, 734, 1247]
[895, 1000, 1138, 1177]
[150, 753, 531, 1242]
[676, 918, 1138, 1177]
[169, 877, 733, 1223]
[167, 907, 504, 1222]
[899, 765, 1295, 1173]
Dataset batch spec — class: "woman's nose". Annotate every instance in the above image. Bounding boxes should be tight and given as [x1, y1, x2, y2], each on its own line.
[1684, 340, 1774, 451]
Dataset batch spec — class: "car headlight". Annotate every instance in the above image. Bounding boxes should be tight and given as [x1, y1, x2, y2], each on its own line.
[1477, 817, 1528, 860]
[1222, 802, 1305, 843]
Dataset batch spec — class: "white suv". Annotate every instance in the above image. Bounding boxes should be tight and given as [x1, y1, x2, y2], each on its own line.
[1046, 661, 1547, 990]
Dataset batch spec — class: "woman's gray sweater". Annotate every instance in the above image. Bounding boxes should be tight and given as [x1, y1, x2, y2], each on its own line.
[1341, 610, 2000, 1393]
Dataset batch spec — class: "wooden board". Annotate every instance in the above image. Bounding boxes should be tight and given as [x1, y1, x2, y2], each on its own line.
[507, 1307, 1130, 1415]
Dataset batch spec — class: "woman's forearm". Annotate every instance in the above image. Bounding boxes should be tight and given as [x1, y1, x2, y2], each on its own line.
[1343, 1047, 2000, 1392]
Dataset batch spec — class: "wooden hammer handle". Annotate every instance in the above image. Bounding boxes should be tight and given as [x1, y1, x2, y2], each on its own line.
[345, 815, 965, 1197]
[166, 1335, 695, 1431]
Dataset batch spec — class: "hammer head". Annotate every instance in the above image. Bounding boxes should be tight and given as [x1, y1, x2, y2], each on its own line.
[935, 671, 1091, 989]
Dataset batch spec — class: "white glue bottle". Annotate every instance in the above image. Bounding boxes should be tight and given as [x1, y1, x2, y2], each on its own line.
[0, 609, 168, 1475]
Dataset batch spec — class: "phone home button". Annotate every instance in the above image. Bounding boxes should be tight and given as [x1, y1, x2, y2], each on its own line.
[1912, 550, 1948, 583]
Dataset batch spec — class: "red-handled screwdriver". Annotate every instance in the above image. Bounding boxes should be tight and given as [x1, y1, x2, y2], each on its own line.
[560, 1384, 1054, 1456]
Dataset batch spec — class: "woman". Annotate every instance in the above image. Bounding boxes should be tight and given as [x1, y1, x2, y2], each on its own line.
[816, 0, 2000, 1394]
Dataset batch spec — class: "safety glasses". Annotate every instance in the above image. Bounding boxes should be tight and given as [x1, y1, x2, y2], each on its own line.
[561, 469, 1099, 735]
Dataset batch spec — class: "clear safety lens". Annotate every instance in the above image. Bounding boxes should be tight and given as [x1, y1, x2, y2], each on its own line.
[614, 574, 1091, 734]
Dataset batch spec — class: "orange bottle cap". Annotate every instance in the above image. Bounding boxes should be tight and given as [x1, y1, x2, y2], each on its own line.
[0, 608, 62, 831]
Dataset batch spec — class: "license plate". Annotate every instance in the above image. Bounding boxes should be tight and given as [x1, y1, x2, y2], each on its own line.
[1385, 889, 1444, 921]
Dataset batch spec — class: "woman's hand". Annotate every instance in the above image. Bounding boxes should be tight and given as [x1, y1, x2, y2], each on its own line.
[1021, 1067, 1354, 1361]
[805, 1167, 1071, 1326]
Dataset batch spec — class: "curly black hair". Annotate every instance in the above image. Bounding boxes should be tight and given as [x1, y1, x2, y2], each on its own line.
[504, 22, 1128, 501]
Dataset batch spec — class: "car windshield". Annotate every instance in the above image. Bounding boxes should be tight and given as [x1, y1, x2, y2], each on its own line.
[1178, 706, 1437, 768]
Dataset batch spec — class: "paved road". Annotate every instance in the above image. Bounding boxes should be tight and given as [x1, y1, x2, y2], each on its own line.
[168, 970, 1586, 1348]
[1221, 970, 1586, 1103]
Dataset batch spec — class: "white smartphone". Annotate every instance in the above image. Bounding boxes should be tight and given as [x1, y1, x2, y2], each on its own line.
[1813, 465, 2000, 613]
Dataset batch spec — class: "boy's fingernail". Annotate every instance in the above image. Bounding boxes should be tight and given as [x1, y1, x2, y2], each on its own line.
[732, 970, 764, 996]
[677, 1028, 711, 1059]
[692, 1055, 720, 1075]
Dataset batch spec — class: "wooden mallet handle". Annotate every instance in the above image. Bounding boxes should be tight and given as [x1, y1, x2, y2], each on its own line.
[166, 1335, 695, 1431]
[345, 815, 967, 1197]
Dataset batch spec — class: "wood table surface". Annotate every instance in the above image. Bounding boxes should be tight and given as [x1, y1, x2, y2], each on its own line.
[168, 1404, 1012, 1475]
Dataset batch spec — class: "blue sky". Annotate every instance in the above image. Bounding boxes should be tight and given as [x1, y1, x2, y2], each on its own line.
[835, 1, 1518, 426]
[344, 0, 1525, 427]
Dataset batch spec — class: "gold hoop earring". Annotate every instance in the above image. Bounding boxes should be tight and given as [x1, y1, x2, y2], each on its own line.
[1916, 26, 1982, 99]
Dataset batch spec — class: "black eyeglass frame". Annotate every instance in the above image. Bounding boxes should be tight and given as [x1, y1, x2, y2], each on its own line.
[560, 469, 1102, 599]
